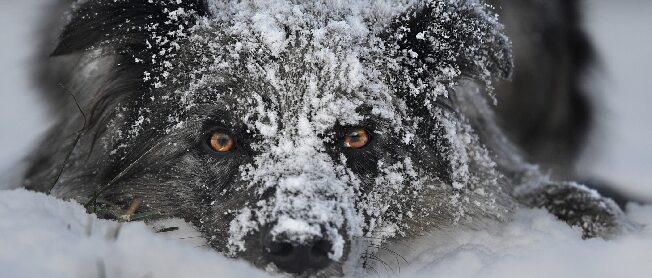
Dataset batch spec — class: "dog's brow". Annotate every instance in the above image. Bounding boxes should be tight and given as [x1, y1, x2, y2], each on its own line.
[176, 105, 239, 126]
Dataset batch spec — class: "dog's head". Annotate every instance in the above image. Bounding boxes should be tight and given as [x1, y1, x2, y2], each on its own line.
[39, 0, 513, 275]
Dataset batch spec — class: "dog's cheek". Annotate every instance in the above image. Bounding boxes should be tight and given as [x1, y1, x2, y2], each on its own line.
[376, 136, 457, 236]
[157, 154, 253, 250]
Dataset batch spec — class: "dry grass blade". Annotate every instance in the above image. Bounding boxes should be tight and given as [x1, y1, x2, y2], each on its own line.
[84, 141, 163, 211]
[119, 198, 143, 222]
[48, 89, 87, 193]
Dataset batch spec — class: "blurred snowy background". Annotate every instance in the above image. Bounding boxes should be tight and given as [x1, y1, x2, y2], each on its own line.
[1, 0, 650, 197]
[578, 0, 652, 199]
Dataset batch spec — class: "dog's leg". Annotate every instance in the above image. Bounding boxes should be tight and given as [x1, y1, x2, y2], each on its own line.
[517, 182, 626, 238]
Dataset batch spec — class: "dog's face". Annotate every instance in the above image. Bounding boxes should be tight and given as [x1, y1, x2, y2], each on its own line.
[38, 0, 513, 275]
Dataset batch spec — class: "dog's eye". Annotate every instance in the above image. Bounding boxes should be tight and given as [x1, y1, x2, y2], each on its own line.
[343, 128, 370, 149]
[209, 131, 235, 153]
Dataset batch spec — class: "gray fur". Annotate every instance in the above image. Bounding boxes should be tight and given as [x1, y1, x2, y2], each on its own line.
[23, 0, 624, 276]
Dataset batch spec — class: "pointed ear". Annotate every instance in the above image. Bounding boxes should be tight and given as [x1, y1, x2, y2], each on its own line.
[384, 1, 512, 87]
[52, 0, 207, 58]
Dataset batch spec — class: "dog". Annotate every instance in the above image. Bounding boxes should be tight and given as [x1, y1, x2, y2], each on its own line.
[24, 0, 625, 276]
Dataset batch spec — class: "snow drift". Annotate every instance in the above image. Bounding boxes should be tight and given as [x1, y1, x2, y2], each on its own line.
[1, 188, 651, 278]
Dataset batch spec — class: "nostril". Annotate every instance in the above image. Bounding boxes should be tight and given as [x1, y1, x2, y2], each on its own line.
[267, 241, 294, 257]
[311, 240, 332, 258]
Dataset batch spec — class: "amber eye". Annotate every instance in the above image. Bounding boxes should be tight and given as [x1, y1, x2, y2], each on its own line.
[343, 128, 370, 149]
[209, 131, 235, 153]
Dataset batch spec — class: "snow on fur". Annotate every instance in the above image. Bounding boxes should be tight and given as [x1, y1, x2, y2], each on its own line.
[125, 0, 513, 258]
[39, 0, 603, 273]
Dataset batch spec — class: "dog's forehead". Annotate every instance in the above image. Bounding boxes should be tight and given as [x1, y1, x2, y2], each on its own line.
[162, 0, 510, 139]
[175, 2, 412, 134]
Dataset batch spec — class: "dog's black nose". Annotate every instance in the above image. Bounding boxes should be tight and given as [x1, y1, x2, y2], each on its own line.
[263, 236, 333, 274]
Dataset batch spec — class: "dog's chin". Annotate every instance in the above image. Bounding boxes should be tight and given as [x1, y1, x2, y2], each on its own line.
[261, 262, 347, 278]
[227, 252, 348, 277]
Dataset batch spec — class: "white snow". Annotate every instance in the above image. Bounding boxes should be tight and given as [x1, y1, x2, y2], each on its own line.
[0, 189, 268, 278]
[2, 188, 652, 277]
[403, 207, 652, 278]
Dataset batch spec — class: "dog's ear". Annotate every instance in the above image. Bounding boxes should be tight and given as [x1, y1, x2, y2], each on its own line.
[52, 0, 207, 58]
[383, 0, 512, 88]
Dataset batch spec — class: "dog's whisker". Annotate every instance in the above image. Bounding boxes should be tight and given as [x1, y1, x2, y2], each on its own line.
[84, 140, 164, 211]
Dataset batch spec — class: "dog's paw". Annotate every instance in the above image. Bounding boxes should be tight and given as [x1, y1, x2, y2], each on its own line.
[517, 182, 625, 238]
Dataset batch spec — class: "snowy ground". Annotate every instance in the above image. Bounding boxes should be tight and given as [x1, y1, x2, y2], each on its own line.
[2, 188, 652, 278]
[0, 189, 269, 278]
[1, 0, 651, 277]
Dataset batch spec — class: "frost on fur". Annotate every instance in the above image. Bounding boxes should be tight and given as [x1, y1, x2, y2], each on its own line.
[134, 0, 515, 258]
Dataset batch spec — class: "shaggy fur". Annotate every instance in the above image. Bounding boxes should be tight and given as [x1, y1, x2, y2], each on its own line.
[24, 0, 624, 276]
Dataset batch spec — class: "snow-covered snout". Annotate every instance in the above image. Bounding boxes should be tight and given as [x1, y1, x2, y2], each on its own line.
[21, 0, 545, 276]
[227, 118, 364, 274]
